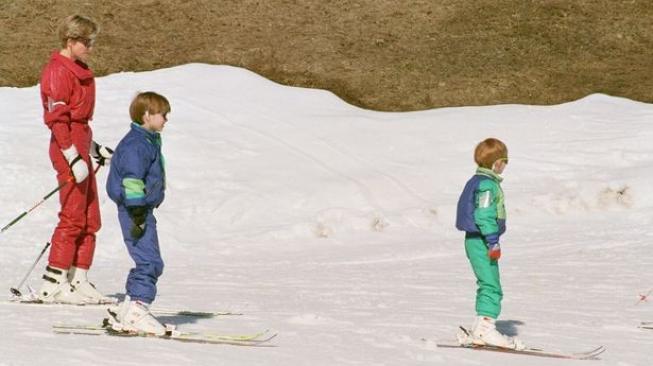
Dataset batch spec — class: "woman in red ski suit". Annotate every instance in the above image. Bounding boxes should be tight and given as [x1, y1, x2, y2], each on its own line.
[37, 15, 112, 304]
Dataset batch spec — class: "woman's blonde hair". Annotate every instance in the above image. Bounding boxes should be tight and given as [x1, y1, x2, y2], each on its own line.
[474, 138, 508, 169]
[130, 92, 171, 125]
[58, 15, 99, 48]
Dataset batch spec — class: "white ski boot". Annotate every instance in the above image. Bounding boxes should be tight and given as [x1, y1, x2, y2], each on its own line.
[471, 316, 525, 350]
[37, 266, 92, 304]
[108, 299, 166, 336]
[106, 296, 130, 323]
[68, 266, 115, 304]
[106, 297, 130, 326]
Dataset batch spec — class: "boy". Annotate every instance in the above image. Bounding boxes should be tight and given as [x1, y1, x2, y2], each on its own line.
[455, 138, 524, 350]
[37, 14, 114, 304]
[106, 92, 170, 335]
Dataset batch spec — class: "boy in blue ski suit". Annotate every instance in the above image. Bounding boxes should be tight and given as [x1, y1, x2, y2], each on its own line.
[455, 137, 524, 350]
[106, 92, 170, 335]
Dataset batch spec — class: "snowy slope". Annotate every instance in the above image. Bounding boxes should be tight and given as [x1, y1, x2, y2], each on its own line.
[1, 64, 652, 365]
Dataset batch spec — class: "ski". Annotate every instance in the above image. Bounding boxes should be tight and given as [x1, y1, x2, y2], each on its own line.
[54, 321, 271, 341]
[436, 326, 605, 360]
[639, 322, 653, 330]
[53, 320, 277, 346]
[3, 297, 117, 305]
[437, 343, 605, 360]
[2, 298, 241, 317]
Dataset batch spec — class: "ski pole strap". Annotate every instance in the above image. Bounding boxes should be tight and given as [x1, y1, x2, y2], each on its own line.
[68, 154, 82, 169]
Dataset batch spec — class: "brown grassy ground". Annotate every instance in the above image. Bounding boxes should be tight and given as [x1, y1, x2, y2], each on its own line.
[1, 0, 651, 111]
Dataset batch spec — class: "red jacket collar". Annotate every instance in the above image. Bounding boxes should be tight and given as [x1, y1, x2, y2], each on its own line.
[50, 51, 94, 81]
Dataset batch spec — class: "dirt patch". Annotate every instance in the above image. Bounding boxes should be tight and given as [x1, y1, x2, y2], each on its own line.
[1, 0, 651, 111]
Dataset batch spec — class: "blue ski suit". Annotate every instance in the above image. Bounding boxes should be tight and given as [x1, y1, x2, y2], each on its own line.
[107, 123, 166, 304]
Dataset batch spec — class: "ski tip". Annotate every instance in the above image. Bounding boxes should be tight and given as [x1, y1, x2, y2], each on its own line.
[576, 345, 606, 358]
[265, 331, 279, 342]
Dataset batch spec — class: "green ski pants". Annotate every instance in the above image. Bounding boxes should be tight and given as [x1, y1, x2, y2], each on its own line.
[465, 236, 503, 319]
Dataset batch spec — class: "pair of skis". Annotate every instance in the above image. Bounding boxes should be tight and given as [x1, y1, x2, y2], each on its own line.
[436, 326, 605, 360]
[53, 318, 277, 346]
[5, 296, 275, 346]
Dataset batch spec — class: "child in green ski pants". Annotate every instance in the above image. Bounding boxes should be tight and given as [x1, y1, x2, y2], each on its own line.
[455, 137, 524, 350]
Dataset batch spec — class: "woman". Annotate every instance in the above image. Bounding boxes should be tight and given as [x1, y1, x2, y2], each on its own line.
[37, 14, 113, 304]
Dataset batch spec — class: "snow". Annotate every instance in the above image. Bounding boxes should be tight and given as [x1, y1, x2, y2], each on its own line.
[1, 64, 652, 365]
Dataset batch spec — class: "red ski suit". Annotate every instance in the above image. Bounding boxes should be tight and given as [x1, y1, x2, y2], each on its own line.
[40, 51, 100, 270]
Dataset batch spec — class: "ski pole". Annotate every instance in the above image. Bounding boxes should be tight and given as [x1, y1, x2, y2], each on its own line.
[1, 177, 73, 235]
[10, 242, 51, 297]
[1, 165, 100, 235]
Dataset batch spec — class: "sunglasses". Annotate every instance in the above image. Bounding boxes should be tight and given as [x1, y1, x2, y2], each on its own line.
[75, 37, 95, 48]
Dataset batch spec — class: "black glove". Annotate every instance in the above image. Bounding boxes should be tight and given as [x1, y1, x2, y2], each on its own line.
[90, 141, 114, 166]
[127, 206, 148, 239]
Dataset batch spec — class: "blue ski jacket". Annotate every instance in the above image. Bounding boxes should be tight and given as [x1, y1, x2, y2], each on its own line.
[455, 167, 506, 244]
[107, 123, 166, 208]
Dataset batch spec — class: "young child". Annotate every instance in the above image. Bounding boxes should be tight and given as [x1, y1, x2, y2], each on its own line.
[106, 92, 170, 335]
[37, 14, 114, 304]
[455, 138, 524, 350]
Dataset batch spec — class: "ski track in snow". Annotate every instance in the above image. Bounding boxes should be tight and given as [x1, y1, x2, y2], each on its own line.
[1, 64, 652, 365]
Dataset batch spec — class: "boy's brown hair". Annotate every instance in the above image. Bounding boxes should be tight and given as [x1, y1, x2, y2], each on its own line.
[58, 15, 99, 48]
[130, 91, 171, 125]
[474, 138, 508, 169]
